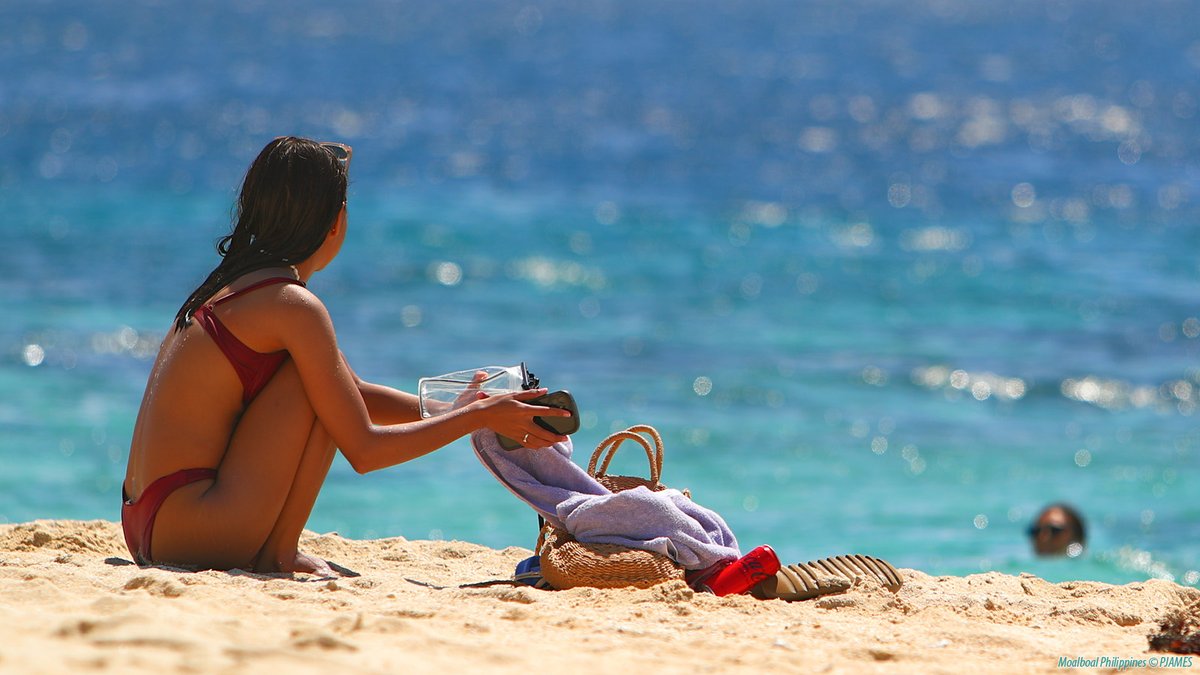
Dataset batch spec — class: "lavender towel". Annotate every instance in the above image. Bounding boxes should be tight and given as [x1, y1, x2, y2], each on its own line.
[470, 430, 740, 570]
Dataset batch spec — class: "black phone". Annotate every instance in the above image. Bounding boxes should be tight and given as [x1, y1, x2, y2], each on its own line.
[498, 390, 580, 450]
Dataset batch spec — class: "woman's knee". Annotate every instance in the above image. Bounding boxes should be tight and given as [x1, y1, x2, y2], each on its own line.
[207, 359, 323, 504]
[253, 358, 310, 410]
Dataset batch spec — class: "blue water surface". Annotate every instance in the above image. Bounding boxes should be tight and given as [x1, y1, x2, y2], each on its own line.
[2, 0, 1199, 587]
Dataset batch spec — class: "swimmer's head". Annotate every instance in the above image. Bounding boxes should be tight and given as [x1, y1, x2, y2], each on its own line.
[1028, 503, 1086, 557]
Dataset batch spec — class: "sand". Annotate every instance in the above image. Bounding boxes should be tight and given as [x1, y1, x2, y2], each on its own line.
[1, 520, 1196, 674]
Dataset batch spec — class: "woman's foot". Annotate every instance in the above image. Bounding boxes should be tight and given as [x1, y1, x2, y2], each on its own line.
[289, 551, 337, 577]
[254, 548, 337, 577]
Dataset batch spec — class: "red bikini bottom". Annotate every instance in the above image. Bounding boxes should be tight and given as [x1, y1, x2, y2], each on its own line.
[121, 468, 217, 564]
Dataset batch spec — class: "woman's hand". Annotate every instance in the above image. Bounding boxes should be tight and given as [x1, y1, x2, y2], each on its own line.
[421, 370, 491, 417]
[469, 387, 572, 448]
[450, 370, 490, 410]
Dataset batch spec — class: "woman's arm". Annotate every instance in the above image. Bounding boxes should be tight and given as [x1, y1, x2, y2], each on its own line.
[275, 288, 571, 473]
[340, 353, 423, 425]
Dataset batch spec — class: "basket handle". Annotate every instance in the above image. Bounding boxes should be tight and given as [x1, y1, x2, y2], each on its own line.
[587, 425, 664, 484]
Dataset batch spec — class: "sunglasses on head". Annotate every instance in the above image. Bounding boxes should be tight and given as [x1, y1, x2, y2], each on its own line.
[320, 141, 352, 167]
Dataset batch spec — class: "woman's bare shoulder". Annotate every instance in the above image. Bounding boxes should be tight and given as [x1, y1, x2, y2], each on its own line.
[268, 284, 338, 341]
[271, 283, 331, 318]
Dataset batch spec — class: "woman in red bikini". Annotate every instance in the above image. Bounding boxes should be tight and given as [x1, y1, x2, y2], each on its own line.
[122, 136, 570, 575]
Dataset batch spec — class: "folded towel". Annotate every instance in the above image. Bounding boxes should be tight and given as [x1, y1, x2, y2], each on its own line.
[471, 430, 740, 570]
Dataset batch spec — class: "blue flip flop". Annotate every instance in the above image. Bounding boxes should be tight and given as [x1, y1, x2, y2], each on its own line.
[513, 554, 554, 590]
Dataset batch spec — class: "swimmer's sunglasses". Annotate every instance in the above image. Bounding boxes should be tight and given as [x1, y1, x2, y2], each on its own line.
[1027, 524, 1066, 537]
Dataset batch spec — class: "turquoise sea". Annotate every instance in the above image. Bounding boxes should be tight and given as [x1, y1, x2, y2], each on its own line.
[2, 0, 1199, 586]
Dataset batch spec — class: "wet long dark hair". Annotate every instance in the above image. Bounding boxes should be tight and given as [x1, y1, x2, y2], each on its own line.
[173, 137, 348, 331]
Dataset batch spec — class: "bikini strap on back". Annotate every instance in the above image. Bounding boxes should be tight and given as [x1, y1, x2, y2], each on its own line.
[210, 277, 305, 306]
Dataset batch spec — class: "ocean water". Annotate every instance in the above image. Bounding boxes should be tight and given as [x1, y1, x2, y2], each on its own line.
[2, 0, 1199, 587]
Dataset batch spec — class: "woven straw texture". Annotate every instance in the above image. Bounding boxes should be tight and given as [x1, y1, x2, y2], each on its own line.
[538, 426, 687, 590]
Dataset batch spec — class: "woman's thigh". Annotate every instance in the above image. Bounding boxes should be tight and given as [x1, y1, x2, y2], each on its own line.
[152, 360, 322, 566]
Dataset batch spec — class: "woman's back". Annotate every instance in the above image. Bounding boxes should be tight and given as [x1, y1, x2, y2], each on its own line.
[124, 274, 304, 500]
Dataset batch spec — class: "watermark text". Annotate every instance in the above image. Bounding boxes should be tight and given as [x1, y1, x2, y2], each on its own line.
[1058, 655, 1194, 670]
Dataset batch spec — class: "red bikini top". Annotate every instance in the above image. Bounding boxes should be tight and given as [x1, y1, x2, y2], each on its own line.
[191, 277, 306, 405]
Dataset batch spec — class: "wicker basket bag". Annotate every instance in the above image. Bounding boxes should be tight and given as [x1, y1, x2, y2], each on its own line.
[537, 425, 688, 590]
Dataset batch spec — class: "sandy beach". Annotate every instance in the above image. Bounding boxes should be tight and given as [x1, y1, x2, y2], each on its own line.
[1, 520, 1196, 674]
